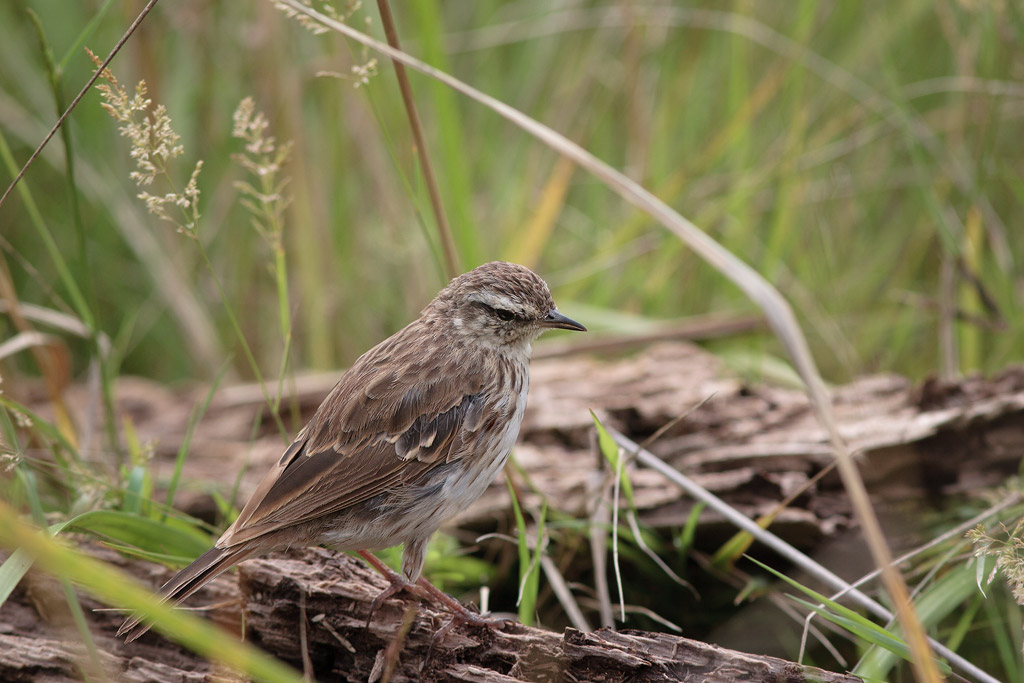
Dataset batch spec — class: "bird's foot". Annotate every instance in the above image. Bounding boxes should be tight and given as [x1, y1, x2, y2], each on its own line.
[415, 577, 507, 631]
[419, 578, 509, 664]
[357, 551, 508, 633]
[359, 551, 425, 627]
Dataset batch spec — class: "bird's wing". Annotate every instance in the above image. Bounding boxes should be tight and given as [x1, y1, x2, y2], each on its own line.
[219, 322, 490, 547]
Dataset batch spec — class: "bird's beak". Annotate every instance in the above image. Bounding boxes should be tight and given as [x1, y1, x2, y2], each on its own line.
[541, 309, 586, 332]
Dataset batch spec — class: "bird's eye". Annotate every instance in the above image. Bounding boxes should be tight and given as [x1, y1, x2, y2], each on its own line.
[494, 308, 516, 322]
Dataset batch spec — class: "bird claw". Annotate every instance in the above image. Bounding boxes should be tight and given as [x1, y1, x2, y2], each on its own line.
[426, 606, 509, 665]
[360, 552, 426, 627]
[434, 609, 507, 638]
[358, 550, 509, 635]
[415, 577, 506, 629]
[420, 578, 509, 665]
[365, 579, 412, 628]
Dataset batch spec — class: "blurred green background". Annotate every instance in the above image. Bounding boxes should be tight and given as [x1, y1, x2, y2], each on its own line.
[2, 0, 1021, 386]
[3, 2, 1024, 678]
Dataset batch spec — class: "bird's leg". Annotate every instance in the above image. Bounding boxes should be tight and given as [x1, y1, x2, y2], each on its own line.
[357, 550, 507, 633]
[358, 551, 425, 627]
[358, 549, 406, 585]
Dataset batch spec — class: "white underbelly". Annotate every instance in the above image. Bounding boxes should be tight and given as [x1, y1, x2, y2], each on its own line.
[320, 369, 530, 550]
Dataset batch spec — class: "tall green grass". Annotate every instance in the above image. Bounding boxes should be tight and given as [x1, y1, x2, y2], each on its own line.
[1, 0, 1023, 679]
[1, 1, 1019, 382]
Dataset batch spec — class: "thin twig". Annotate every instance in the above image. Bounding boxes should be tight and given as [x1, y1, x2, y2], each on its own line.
[611, 449, 625, 623]
[613, 429, 1000, 683]
[801, 492, 1023, 663]
[375, 0, 460, 280]
[299, 590, 314, 681]
[311, 613, 356, 653]
[539, 555, 592, 632]
[625, 510, 695, 595]
[586, 471, 614, 629]
[380, 606, 417, 683]
[0, 0, 162, 210]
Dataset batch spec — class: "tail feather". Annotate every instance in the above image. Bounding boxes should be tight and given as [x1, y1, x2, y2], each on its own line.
[118, 545, 254, 642]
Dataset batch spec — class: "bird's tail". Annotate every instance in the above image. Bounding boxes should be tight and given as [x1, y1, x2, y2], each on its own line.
[118, 544, 254, 642]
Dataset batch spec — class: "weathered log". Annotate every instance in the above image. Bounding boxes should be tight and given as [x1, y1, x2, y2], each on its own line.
[12, 345, 1023, 679]
[237, 547, 861, 682]
[0, 545, 860, 682]
[0, 632, 232, 683]
[0, 547, 242, 682]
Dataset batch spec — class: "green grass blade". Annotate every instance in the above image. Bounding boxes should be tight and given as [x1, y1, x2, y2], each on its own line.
[58, 0, 116, 68]
[0, 129, 92, 328]
[15, 463, 106, 676]
[506, 473, 537, 625]
[677, 501, 706, 555]
[748, 555, 902, 640]
[0, 549, 34, 609]
[749, 556, 952, 675]
[0, 504, 302, 682]
[790, 595, 913, 659]
[63, 509, 211, 563]
[123, 465, 146, 515]
[857, 563, 993, 679]
[59, 574, 105, 679]
[591, 410, 635, 507]
[164, 359, 229, 517]
[518, 500, 547, 626]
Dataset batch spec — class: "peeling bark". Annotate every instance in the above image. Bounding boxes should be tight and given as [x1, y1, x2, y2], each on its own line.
[10, 344, 1022, 680]
[237, 548, 861, 682]
[0, 546, 861, 682]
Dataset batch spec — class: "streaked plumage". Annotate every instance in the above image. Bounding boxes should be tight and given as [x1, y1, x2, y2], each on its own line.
[119, 261, 585, 641]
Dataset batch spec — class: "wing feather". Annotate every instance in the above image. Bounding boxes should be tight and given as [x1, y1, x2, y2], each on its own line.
[219, 320, 489, 548]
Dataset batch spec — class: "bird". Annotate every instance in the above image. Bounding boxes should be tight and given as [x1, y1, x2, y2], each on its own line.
[119, 261, 585, 641]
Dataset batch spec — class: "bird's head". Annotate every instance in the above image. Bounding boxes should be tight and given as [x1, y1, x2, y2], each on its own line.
[427, 261, 586, 349]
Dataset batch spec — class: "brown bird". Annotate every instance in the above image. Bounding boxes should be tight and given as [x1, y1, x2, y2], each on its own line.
[119, 261, 585, 641]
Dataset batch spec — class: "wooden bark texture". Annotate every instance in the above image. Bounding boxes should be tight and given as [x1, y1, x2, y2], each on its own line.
[0, 546, 862, 682]
[7, 342, 1023, 680]
[237, 548, 864, 682]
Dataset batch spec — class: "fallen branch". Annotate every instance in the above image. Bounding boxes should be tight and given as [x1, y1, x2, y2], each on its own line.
[238, 548, 862, 682]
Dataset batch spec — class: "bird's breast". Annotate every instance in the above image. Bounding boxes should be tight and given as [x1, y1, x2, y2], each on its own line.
[405, 360, 529, 533]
